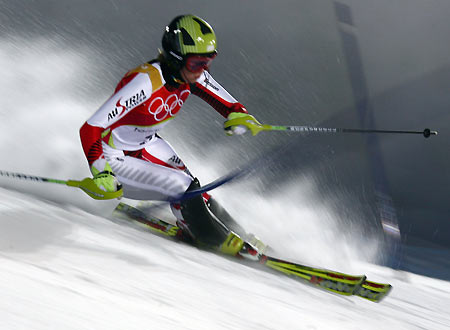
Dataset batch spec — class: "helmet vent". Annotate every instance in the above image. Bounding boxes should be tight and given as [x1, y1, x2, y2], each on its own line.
[193, 17, 212, 34]
[180, 27, 195, 46]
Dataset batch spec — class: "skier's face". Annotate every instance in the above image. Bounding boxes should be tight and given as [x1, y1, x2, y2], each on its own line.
[180, 66, 204, 83]
[180, 54, 216, 83]
[185, 55, 216, 73]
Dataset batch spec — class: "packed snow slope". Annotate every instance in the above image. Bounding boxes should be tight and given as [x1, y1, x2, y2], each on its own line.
[1, 188, 450, 330]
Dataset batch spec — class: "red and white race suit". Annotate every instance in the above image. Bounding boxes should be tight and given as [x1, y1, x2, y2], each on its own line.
[80, 61, 247, 201]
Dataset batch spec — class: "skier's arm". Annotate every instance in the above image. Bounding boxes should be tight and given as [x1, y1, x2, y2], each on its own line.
[190, 70, 248, 117]
[191, 71, 260, 135]
[80, 72, 152, 190]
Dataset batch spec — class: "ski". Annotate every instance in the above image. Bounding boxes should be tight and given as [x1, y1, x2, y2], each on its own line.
[112, 202, 392, 302]
[113, 202, 182, 238]
[355, 279, 392, 302]
[259, 256, 392, 302]
[260, 255, 366, 296]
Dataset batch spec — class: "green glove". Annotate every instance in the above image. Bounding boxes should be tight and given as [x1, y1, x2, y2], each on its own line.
[91, 161, 121, 193]
[224, 112, 264, 136]
[92, 171, 122, 193]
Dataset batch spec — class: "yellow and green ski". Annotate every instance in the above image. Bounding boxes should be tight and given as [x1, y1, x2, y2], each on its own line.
[260, 255, 391, 301]
[113, 202, 182, 238]
[113, 202, 392, 302]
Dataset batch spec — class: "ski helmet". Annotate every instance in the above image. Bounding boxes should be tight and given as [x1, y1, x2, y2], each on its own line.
[162, 15, 217, 72]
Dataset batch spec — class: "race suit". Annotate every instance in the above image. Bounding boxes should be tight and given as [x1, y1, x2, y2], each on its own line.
[80, 60, 247, 201]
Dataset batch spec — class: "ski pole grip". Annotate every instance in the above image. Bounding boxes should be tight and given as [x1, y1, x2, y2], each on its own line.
[423, 128, 438, 138]
[66, 180, 81, 187]
[67, 178, 123, 200]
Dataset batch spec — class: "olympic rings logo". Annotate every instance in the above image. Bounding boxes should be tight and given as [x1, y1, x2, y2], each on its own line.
[148, 90, 191, 121]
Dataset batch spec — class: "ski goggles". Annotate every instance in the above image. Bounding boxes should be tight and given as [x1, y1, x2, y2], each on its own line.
[184, 54, 217, 73]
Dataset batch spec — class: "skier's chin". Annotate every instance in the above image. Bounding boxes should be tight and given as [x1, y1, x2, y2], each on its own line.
[180, 67, 202, 84]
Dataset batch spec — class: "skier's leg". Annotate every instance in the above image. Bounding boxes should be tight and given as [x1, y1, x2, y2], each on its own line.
[203, 193, 246, 237]
[104, 135, 253, 255]
[204, 193, 267, 255]
[102, 137, 193, 201]
[178, 178, 229, 246]
[176, 179, 266, 258]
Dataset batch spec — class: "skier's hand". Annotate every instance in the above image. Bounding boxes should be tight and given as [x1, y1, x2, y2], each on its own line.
[224, 112, 263, 136]
[92, 171, 122, 193]
[90, 160, 122, 193]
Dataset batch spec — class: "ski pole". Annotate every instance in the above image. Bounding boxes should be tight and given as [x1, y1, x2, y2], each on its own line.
[261, 125, 438, 138]
[0, 170, 123, 200]
[246, 123, 437, 138]
[227, 117, 438, 138]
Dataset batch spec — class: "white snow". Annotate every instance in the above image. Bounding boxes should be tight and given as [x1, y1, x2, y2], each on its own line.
[1, 35, 449, 330]
[1, 188, 450, 330]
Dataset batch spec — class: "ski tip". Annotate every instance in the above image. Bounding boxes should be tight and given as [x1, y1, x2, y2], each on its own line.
[356, 280, 392, 302]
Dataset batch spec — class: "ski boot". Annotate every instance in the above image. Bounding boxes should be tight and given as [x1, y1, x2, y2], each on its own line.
[218, 231, 266, 261]
[205, 193, 268, 257]
[177, 178, 267, 260]
[245, 233, 268, 255]
[219, 231, 245, 255]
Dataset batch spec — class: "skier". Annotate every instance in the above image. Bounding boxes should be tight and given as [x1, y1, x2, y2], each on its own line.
[80, 15, 262, 258]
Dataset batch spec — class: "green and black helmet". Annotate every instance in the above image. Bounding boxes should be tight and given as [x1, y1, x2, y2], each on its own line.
[162, 15, 217, 72]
